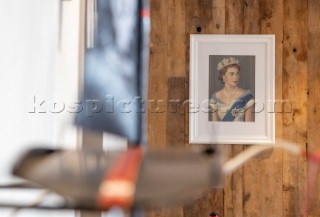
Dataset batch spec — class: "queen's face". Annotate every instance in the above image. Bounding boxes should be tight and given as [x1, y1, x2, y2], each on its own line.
[223, 66, 240, 87]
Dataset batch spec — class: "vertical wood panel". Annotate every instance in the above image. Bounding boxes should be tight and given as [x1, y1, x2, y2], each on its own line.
[258, 1, 284, 216]
[307, 0, 320, 215]
[243, 0, 260, 34]
[166, 77, 185, 148]
[224, 1, 245, 217]
[159, 1, 186, 217]
[185, 0, 214, 34]
[283, 0, 308, 216]
[183, 1, 224, 217]
[147, 0, 186, 217]
[240, 1, 284, 217]
[242, 1, 262, 216]
[225, 0, 244, 34]
[167, 0, 186, 149]
[184, 189, 224, 217]
[184, 0, 204, 147]
[148, 0, 168, 150]
[184, 1, 205, 216]
[168, 0, 186, 77]
[207, 2, 226, 214]
[212, 0, 226, 34]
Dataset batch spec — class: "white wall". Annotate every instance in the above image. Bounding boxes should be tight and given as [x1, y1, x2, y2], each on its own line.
[0, 0, 81, 216]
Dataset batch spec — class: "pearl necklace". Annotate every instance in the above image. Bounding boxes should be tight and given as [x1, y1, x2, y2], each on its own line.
[223, 86, 237, 99]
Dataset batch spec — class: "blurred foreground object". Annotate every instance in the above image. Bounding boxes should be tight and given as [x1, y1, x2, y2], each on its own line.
[11, 147, 222, 211]
[75, 0, 149, 145]
[209, 211, 219, 217]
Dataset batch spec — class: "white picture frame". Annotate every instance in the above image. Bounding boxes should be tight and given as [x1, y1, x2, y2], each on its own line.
[189, 34, 275, 144]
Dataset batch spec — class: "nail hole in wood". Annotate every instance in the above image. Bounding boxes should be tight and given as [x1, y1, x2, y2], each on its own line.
[196, 26, 202, 32]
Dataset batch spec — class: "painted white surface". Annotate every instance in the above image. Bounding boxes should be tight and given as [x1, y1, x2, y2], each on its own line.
[0, 0, 80, 216]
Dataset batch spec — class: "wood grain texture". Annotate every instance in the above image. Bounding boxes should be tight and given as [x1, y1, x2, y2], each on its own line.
[148, 0, 320, 217]
[212, 0, 226, 34]
[282, 0, 308, 216]
[225, 0, 244, 34]
[168, 0, 186, 77]
[166, 77, 185, 148]
[242, 1, 263, 216]
[243, 0, 260, 34]
[205, 2, 225, 217]
[184, 189, 224, 217]
[184, 0, 203, 147]
[147, 0, 185, 217]
[148, 0, 168, 150]
[183, 0, 224, 217]
[238, 1, 284, 217]
[224, 1, 245, 217]
[258, 1, 284, 216]
[307, 0, 320, 216]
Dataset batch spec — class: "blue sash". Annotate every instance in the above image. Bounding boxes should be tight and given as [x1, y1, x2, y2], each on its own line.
[222, 93, 253, 121]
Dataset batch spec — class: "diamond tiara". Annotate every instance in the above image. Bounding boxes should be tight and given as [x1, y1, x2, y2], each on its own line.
[217, 57, 239, 71]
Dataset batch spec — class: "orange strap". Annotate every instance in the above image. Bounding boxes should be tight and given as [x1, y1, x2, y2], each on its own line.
[96, 148, 143, 209]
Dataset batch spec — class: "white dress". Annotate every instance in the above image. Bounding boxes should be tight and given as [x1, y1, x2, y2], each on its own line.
[209, 90, 254, 122]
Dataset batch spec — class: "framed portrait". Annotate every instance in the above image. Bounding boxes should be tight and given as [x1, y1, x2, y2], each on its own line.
[189, 34, 275, 144]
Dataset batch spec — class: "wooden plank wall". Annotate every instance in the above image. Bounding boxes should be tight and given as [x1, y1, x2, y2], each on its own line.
[147, 0, 320, 216]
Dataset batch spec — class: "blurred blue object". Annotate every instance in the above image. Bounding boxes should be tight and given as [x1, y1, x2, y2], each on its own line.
[75, 0, 149, 145]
